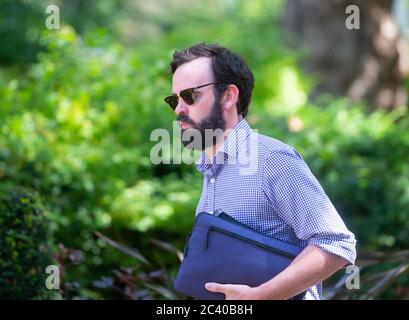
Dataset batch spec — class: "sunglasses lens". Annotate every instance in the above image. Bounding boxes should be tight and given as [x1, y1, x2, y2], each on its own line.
[180, 89, 195, 105]
[165, 88, 195, 110]
[164, 95, 178, 110]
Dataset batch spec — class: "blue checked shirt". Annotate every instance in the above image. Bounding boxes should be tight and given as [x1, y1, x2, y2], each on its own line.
[195, 119, 357, 300]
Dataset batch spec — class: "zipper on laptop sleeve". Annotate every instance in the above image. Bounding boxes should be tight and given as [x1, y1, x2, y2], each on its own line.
[205, 226, 296, 259]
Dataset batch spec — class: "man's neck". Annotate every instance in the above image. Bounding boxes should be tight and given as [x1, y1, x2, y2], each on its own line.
[204, 114, 243, 160]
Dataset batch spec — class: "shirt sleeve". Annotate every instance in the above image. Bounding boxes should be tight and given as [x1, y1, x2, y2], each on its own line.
[262, 147, 357, 265]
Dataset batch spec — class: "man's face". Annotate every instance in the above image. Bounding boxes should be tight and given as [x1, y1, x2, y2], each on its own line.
[172, 57, 226, 150]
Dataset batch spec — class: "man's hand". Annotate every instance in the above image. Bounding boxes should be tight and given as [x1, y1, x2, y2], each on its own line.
[204, 245, 349, 300]
[205, 282, 260, 300]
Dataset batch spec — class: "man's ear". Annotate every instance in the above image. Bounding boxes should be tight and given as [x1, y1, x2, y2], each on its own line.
[222, 84, 239, 111]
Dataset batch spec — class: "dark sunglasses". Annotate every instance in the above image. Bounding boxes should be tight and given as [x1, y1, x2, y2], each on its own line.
[164, 82, 221, 110]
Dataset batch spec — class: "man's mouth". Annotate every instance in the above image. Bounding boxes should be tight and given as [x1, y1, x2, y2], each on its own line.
[179, 121, 191, 129]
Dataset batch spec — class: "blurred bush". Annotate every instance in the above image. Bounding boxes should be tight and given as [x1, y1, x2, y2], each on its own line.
[0, 25, 202, 293]
[0, 0, 125, 65]
[324, 248, 409, 300]
[0, 186, 57, 299]
[0, 0, 44, 65]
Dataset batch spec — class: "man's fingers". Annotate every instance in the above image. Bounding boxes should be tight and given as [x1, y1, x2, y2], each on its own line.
[205, 282, 226, 293]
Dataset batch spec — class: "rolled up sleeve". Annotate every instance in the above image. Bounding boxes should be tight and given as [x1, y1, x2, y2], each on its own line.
[262, 148, 357, 265]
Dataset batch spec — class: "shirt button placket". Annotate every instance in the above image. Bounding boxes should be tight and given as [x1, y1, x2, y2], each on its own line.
[209, 176, 216, 212]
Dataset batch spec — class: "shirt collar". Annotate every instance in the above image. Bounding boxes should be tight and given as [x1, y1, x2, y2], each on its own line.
[195, 118, 252, 174]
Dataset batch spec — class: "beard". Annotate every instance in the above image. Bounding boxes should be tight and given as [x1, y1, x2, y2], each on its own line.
[176, 97, 226, 151]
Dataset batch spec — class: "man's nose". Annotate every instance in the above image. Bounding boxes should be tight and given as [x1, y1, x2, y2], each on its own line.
[175, 100, 188, 115]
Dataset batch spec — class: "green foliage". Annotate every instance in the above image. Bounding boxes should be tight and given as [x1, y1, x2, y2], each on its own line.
[0, 186, 57, 299]
[0, 25, 201, 291]
[0, 25, 192, 238]
[324, 249, 409, 300]
[0, 0, 44, 65]
[0, 0, 125, 65]
[91, 232, 186, 300]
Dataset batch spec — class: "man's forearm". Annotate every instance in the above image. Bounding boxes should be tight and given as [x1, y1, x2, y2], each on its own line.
[254, 244, 349, 300]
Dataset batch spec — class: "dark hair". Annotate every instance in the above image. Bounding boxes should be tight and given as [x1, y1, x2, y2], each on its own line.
[170, 43, 255, 117]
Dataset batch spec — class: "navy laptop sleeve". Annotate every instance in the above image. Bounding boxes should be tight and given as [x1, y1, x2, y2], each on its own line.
[174, 211, 306, 300]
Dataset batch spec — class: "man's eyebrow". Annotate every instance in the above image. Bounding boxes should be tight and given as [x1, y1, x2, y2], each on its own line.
[171, 86, 192, 95]
[172, 82, 210, 95]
